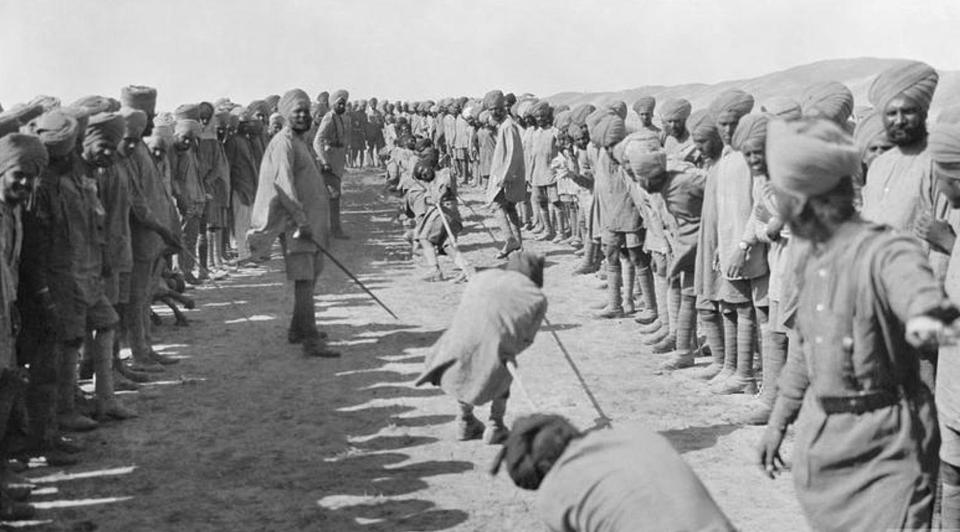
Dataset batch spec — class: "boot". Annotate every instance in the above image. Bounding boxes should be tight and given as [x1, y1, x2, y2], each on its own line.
[534, 206, 555, 241]
[483, 396, 509, 445]
[93, 334, 138, 422]
[657, 350, 696, 372]
[147, 349, 179, 366]
[56, 349, 99, 432]
[456, 403, 485, 441]
[572, 241, 600, 275]
[622, 260, 636, 315]
[708, 310, 738, 386]
[649, 334, 676, 354]
[594, 260, 623, 319]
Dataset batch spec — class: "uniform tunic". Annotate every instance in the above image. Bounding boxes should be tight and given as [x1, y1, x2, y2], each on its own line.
[694, 161, 722, 307]
[657, 161, 705, 285]
[769, 219, 948, 532]
[537, 425, 735, 532]
[529, 127, 559, 187]
[485, 117, 526, 205]
[594, 149, 640, 233]
[454, 116, 474, 160]
[862, 143, 934, 232]
[714, 149, 767, 280]
[96, 164, 133, 276]
[314, 111, 348, 181]
[662, 131, 692, 157]
[128, 142, 175, 262]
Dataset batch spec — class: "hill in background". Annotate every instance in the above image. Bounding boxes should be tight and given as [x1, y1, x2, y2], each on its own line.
[544, 58, 960, 121]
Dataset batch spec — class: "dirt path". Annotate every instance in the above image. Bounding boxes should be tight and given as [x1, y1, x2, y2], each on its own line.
[21, 168, 808, 531]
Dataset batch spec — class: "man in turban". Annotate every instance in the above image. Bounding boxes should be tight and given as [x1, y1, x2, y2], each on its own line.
[223, 110, 258, 266]
[454, 103, 476, 187]
[568, 104, 603, 276]
[249, 89, 339, 358]
[758, 117, 955, 532]
[442, 100, 460, 175]
[854, 110, 893, 172]
[703, 91, 766, 395]
[762, 97, 802, 120]
[196, 102, 230, 276]
[314, 90, 350, 239]
[493, 415, 736, 532]
[118, 88, 182, 374]
[365, 98, 385, 169]
[659, 98, 692, 156]
[172, 117, 206, 285]
[800, 81, 854, 126]
[632, 96, 659, 136]
[483, 90, 526, 258]
[527, 101, 561, 242]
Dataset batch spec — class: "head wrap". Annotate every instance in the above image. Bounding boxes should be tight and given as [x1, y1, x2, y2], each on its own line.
[761, 97, 802, 120]
[569, 104, 596, 128]
[482, 90, 505, 111]
[766, 118, 859, 200]
[0, 133, 48, 176]
[529, 100, 552, 119]
[709, 89, 754, 123]
[214, 111, 232, 128]
[606, 100, 627, 120]
[554, 110, 572, 133]
[620, 134, 667, 179]
[659, 98, 692, 122]
[174, 103, 201, 121]
[264, 95, 281, 112]
[278, 89, 311, 120]
[248, 100, 269, 118]
[2, 103, 44, 128]
[269, 112, 285, 130]
[490, 415, 580, 490]
[332, 90, 349, 104]
[317, 91, 330, 104]
[929, 123, 960, 173]
[853, 110, 887, 161]
[869, 61, 938, 112]
[25, 110, 78, 157]
[175, 119, 201, 139]
[801, 81, 854, 125]
[938, 105, 960, 125]
[731, 113, 770, 152]
[505, 251, 545, 288]
[633, 96, 656, 116]
[687, 109, 719, 141]
[154, 111, 175, 129]
[83, 112, 125, 150]
[555, 104, 570, 114]
[72, 95, 121, 115]
[63, 106, 92, 144]
[120, 108, 148, 139]
[517, 99, 537, 118]
[419, 147, 439, 168]
[226, 114, 239, 130]
[120, 86, 158, 115]
[588, 111, 626, 148]
[504, 93, 518, 109]
[30, 95, 61, 112]
[478, 110, 491, 125]
[0, 116, 20, 138]
[144, 134, 168, 153]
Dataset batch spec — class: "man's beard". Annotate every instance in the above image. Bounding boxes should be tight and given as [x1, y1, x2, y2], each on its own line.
[887, 122, 927, 147]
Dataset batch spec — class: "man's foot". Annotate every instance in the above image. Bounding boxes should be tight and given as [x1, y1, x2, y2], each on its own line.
[656, 351, 696, 372]
[332, 230, 350, 240]
[95, 400, 138, 421]
[56, 412, 99, 432]
[54, 436, 84, 455]
[118, 365, 152, 383]
[183, 272, 201, 286]
[637, 318, 663, 334]
[147, 350, 179, 366]
[642, 327, 671, 346]
[742, 401, 772, 425]
[2, 486, 32, 503]
[711, 375, 757, 395]
[456, 415, 485, 441]
[535, 231, 556, 242]
[594, 305, 624, 319]
[0, 498, 35, 521]
[288, 328, 328, 344]
[127, 357, 165, 374]
[423, 270, 445, 282]
[496, 239, 521, 259]
[112, 372, 139, 392]
[302, 339, 341, 358]
[634, 309, 659, 326]
[649, 336, 676, 354]
[691, 363, 724, 381]
[483, 424, 509, 445]
[708, 367, 735, 385]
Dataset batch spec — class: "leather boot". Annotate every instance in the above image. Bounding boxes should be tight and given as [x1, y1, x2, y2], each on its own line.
[25, 383, 79, 467]
[56, 348, 99, 432]
[594, 260, 623, 319]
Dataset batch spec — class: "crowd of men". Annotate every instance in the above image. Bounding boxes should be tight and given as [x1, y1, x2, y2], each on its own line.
[1, 58, 960, 529]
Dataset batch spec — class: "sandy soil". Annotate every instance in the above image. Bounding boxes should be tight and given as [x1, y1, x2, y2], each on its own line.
[16, 168, 809, 531]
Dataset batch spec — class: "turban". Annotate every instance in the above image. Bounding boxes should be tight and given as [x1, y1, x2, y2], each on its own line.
[227, 114, 239, 130]
[731, 113, 770, 152]
[269, 113, 285, 129]
[26, 110, 78, 157]
[332, 90, 349, 104]
[554, 110, 572, 132]
[869, 61, 938, 112]
[569, 104, 596, 127]
[174, 103, 201, 121]
[63, 106, 92, 141]
[120, 108, 148, 139]
[516, 99, 537, 118]
[929, 123, 960, 169]
[801, 81, 854, 125]
[0, 133, 48, 176]
[234, 106, 255, 123]
[120, 86, 158, 115]
[621, 135, 667, 179]
[84, 112, 125, 150]
[175, 119, 201, 139]
[555, 104, 570, 114]
[490, 415, 580, 490]
[3, 103, 44, 127]
[144, 134, 168, 153]
[606, 100, 627, 120]
[153, 123, 174, 144]
[529, 100, 552, 118]
[0, 116, 19, 138]
[762, 97, 802, 120]
[462, 105, 475, 119]
[369, 97, 378, 107]
[483, 90, 505, 111]
[660, 98, 692, 121]
[457, 97, 469, 107]
[853, 110, 887, 160]
[688, 109, 719, 141]
[588, 111, 626, 148]
[938, 105, 960, 125]
[154, 111, 176, 129]
[504, 93, 517, 108]
[767, 118, 859, 200]
[419, 147, 439, 168]
[633, 96, 656, 116]
[264, 95, 281, 112]
[198, 101, 215, 118]
[248, 100, 269, 118]
[214, 111, 232, 128]
[317, 91, 330, 103]
[278, 88, 310, 120]
[709, 89, 754, 123]
[30, 95, 61, 112]
[72, 95, 120, 114]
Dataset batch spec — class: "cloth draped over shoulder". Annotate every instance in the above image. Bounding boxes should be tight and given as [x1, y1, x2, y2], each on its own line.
[415, 269, 547, 405]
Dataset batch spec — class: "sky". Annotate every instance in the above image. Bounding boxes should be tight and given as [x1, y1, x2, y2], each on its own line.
[2, 0, 959, 111]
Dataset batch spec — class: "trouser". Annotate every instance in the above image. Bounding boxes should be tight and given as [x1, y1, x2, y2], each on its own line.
[494, 198, 522, 245]
[18, 326, 59, 450]
[126, 256, 163, 361]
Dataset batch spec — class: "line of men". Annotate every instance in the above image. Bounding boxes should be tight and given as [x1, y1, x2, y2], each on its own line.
[378, 61, 960, 531]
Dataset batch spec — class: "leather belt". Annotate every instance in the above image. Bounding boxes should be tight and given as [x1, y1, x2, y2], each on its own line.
[818, 390, 899, 415]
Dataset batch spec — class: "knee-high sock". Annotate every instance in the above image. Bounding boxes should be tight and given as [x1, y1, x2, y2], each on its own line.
[676, 295, 697, 352]
[755, 304, 770, 375]
[721, 308, 738, 373]
[700, 309, 724, 367]
[652, 273, 669, 327]
[735, 304, 756, 380]
[667, 278, 681, 337]
[622, 258, 635, 307]
[760, 331, 788, 405]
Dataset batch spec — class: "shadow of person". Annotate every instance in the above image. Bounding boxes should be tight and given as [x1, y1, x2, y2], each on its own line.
[658, 423, 741, 454]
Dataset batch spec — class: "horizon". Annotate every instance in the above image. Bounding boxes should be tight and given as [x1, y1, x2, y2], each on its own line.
[2, 0, 959, 111]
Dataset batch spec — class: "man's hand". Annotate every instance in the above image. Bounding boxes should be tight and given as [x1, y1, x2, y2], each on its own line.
[158, 227, 182, 252]
[726, 246, 749, 279]
[906, 315, 948, 349]
[293, 225, 313, 241]
[756, 426, 786, 479]
[914, 211, 956, 253]
[320, 163, 332, 173]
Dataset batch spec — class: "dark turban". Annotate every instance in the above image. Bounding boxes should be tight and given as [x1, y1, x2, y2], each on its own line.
[120, 85, 158, 115]
[504, 93, 518, 109]
[248, 100, 270, 117]
[709, 89, 754, 123]
[767, 118, 859, 200]
[0, 133, 48, 176]
[490, 415, 581, 490]
[633, 96, 656, 116]
[278, 89, 311, 120]
[26, 110, 78, 157]
[332, 90, 349, 104]
[660, 98, 692, 122]
[869, 61, 938, 112]
[483, 90, 505, 111]
[731, 113, 770, 152]
[84, 112, 125, 150]
[801, 81, 854, 125]
[264, 95, 281, 113]
[174, 103, 201, 121]
[120, 108, 148, 139]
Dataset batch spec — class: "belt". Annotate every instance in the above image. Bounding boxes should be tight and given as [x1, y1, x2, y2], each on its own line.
[818, 390, 899, 415]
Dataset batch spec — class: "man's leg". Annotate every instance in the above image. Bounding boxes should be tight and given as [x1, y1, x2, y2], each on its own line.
[92, 326, 136, 421]
[456, 401, 484, 441]
[659, 272, 699, 371]
[692, 305, 725, 380]
[292, 257, 339, 358]
[630, 248, 660, 328]
[494, 198, 521, 259]
[180, 211, 201, 284]
[420, 239, 444, 282]
[483, 392, 510, 444]
[56, 342, 98, 432]
[713, 303, 757, 395]
[595, 239, 624, 319]
[126, 258, 165, 373]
